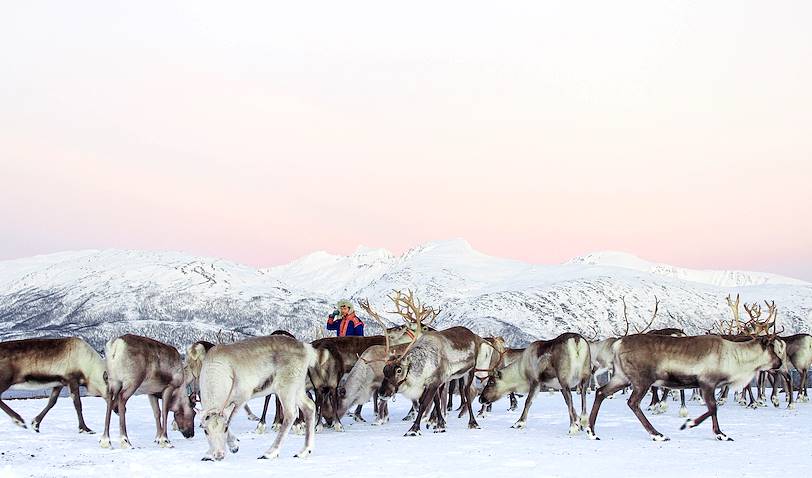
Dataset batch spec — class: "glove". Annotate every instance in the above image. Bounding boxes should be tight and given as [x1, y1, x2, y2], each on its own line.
[328, 310, 339, 319]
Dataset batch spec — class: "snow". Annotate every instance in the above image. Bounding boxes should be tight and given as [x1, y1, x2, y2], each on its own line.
[1, 391, 809, 477]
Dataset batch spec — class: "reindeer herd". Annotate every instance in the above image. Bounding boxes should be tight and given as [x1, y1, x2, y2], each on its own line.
[1, 291, 811, 462]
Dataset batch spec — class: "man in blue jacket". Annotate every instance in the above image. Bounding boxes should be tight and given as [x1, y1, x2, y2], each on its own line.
[326, 300, 365, 336]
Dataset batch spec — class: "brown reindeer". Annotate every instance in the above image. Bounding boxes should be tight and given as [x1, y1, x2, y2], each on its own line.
[783, 333, 812, 402]
[99, 334, 196, 449]
[479, 333, 592, 433]
[378, 324, 487, 436]
[586, 331, 785, 441]
[0, 337, 107, 433]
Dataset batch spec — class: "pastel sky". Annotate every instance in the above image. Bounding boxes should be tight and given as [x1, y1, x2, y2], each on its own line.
[1, 1, 811, 280]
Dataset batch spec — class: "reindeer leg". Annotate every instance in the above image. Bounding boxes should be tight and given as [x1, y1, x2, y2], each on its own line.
[508, 392, 518, 411]
[155, 387, 175, 448]
[405, 385, 438, 436]
[331, 389, 344, 431]
[402, 402, 417, 421]
[781, 371, 795, 409]
[513, 382, 538, 429]
[587, 375, 629, 440]
[0, 372, 27, 429]
[578, 381, 589, 427]
[446, 379, 455, 412]
[244, 403, 260, 421]
[254, 394, 273, 434]
[679, 389, 688, 417]
[627, 383, 668, 441]
[99, 381, 121, 448]
[353, 404, 366, 422]
[294, 391, 316, 458]
[801, 368, 809, 402]
[31, 386, 62, 432]
[272, 396, 283, 431]
[560, 384, 579, 435]
[647, 386, 660, 411]
[117, 388, 134, 449]
[260, 393, 298, 459]
[148, 395, 162, 442]
[432, 389, 447, 433]
[682, 384, 731, 441]
[464, 370, 480, 429]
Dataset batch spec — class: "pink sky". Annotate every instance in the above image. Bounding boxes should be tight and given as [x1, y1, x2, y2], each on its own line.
[1, 1, 811, 280]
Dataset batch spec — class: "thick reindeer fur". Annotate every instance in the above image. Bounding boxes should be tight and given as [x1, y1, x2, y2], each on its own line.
[199, 335, 318, 461]
[480, 333, 591, 434]
[784, 334, 812, 402]
[379, 326, 485, 435]
[336, 343, 411, 425]
[99, 335, 196, 449]
[587, 334, 784, 442]
[0, 337, 107, 433]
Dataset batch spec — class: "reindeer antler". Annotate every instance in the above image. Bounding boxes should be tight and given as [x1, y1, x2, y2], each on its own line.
[725, 294, 746, 334]
[620, 296, 659, 335]
[358, 298, 391, 357]
[635, 296, 659, 334]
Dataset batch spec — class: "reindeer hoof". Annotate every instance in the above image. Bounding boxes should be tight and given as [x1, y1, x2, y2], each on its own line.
[771, 397, 780, 407]
[13, 419, 27, 429]
[294, 449, 312, 458]
[511, 421, 526, 429]
[120, 438, 133, 449]
[158, 438, 174, 449]
[586, 430, 600, 440]
[680, 419, 695, 430]
[568, 425, 580, 436]
[715, 433, 733, 441]
[79, 427, 95, 434]
[259, 450, 280, 460]
[433, 427, 446, 433]
[652, 434, 670, 442]
[404, 429, 422, 437]
[99, 437, 112, 449]
[333, 423, 344, 432]
[30, 420, 40, 433]
[679, 407, 689, 418]
[469, 422, 481, 430]
[788, 403, 797, 410]
[229, 444, 239, 453]
[255, 423, 267, 434]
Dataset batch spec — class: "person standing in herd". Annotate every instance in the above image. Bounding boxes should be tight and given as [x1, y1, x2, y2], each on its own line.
[326, 300, 365, 336]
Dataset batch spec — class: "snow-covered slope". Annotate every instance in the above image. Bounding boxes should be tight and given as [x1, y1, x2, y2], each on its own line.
[1, 240, 810, 351]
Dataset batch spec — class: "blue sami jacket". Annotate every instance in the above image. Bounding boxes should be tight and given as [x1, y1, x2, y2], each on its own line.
[326, 312, 365, 336]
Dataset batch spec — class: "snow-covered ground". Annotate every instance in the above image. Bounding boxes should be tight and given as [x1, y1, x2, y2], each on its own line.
[1, 391, 809, 478]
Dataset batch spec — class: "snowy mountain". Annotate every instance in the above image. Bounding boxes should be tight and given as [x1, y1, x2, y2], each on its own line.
[1, 240, 811, 351]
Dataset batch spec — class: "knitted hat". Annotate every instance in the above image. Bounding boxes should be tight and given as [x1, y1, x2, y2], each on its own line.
[336, 299, 354, 312]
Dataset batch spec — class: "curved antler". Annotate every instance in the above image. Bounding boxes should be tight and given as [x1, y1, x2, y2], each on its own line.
[358, 298, 390, 356]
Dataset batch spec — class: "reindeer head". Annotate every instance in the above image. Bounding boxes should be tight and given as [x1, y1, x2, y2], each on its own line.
[171, 386, 196, 439]
[379, 356, 411, 399]
[479, 370, 506, 405]
[201, 405, 235, 461]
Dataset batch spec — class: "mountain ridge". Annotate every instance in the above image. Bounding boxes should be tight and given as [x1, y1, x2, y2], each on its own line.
[1, 241, 810, 351]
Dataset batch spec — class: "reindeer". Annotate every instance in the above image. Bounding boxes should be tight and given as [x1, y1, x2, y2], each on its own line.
[99, 334, 196, 449]
[479, 333, 591, 433]
[378, 324, 487, 436]
[198, 334, 317, 461]
[586, 331, 785, 442]
[742, 300, 794, 408]
[783, 333, 812, 402]
[334, 342, 413, 426]
[0, 337, 107, 433]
